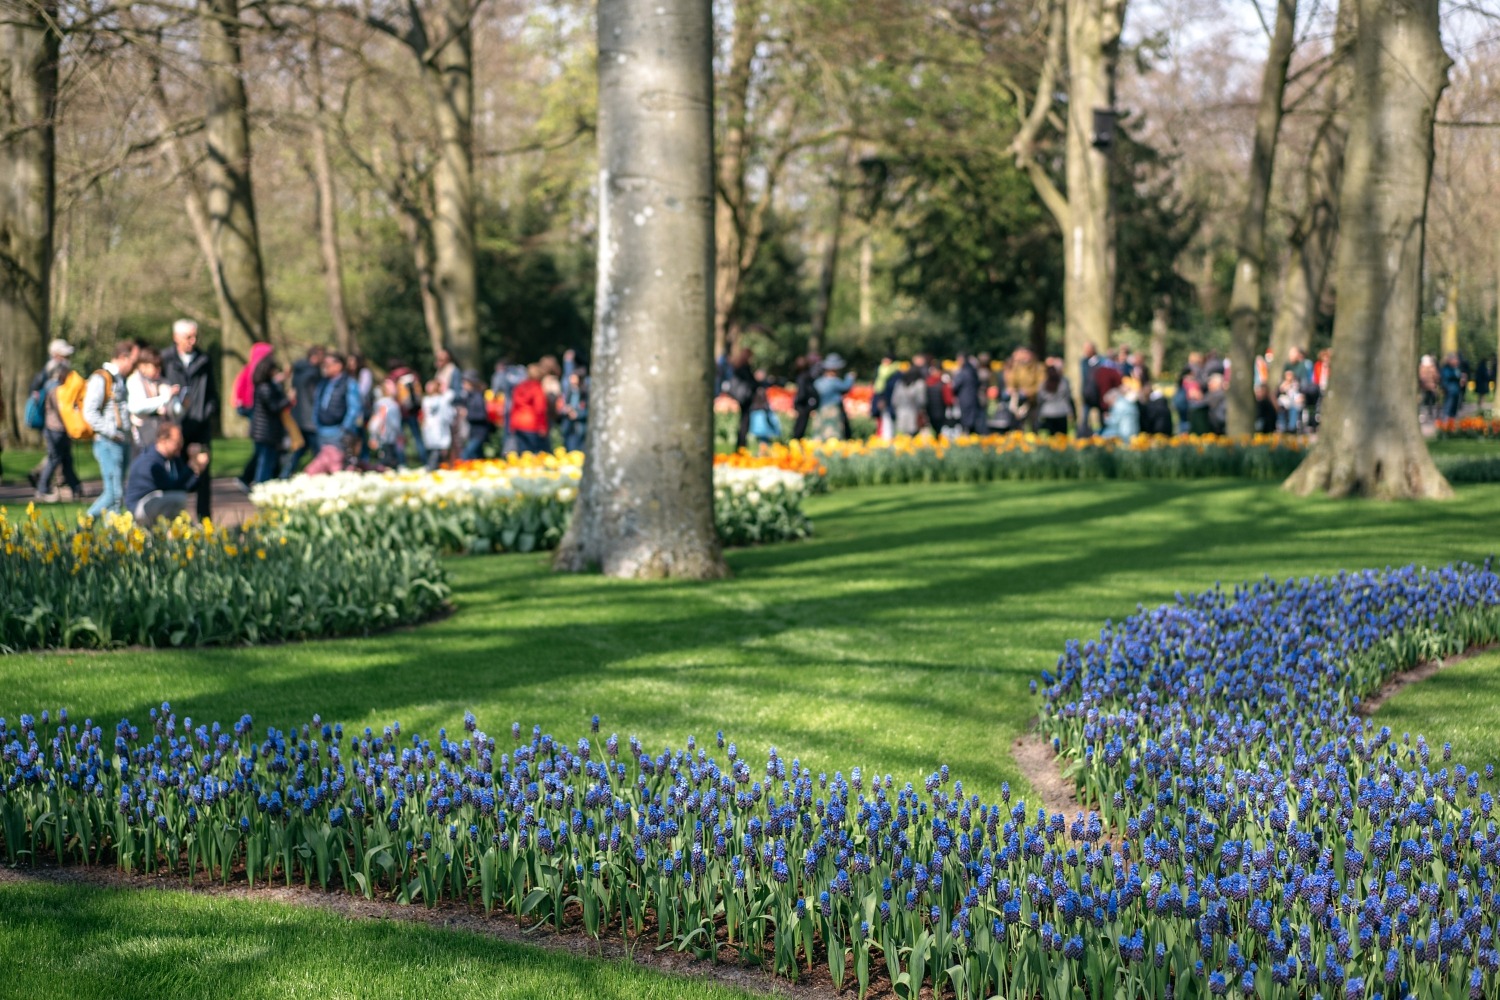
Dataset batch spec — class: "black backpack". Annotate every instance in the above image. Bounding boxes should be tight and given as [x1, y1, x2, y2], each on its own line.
[1081, 363, 1101, 408]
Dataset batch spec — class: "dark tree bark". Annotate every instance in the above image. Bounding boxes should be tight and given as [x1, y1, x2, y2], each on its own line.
[200, 0, 268, 435]
[1030, 300, 1050, 359]
[1285, 0, 1451, 499]
[308, 30, 353, 353]
[808, 143, 857, 355]
[0, 0, 58, 449]
[1269, 2, 1353, 368]
[555, 0, 726, 579]
[424, 0, 478, 366]
[1227, 0, 1297, 436]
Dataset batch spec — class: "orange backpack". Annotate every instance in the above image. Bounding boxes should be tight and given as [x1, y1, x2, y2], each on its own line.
[57, 369, 104, 441]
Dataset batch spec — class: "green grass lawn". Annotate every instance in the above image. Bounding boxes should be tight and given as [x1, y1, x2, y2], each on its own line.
[2, 437, 257, 487]
[1373, 647, 1500, 771]
[4, 478, 1500, 997]
[0, 880, 753, 1000]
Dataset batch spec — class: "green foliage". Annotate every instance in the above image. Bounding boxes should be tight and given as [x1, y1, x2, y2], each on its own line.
[804, 434, 1309, 488]
[886, 150, 1059, 349]
[873, 115, 1201, 360]
[0, 507, 449, 652]
[360, 191, 593, 370]
[727, 211, 814, 372]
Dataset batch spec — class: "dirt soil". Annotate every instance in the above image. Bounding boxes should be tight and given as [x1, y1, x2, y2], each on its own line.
[1355, 642, 1496, 716]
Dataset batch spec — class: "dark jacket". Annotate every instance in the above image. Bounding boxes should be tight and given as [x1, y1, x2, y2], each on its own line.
[464, 388, 491, 428]
[1140, 394, 1175, 436]
[793, 369, 818, 413]
[250, 380, 289, 444]
[125, 446, 202, 512]
[924, 374, 946, 430]
[952, 362, 981, 420]
[159, 348, 218, 428]
[728, 364, 757, 408]
[290, 359, 322, 428]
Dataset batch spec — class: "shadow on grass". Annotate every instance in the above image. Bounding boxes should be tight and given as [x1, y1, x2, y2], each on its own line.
[4, 479, 1499, 796]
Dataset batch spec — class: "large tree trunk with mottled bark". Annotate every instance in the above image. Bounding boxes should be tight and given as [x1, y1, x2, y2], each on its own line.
[1227, 0, 1297, 436]
[201, 0, 267, 437]
[1285, 0, 1450, 499]
[554, 0, 726, 579]
[424, 0, 478, 367]
[1061, 0, 1125, 410]
[0, 0, 57, 449]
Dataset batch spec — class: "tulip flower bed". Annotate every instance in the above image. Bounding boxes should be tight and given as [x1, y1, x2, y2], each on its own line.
[4, 562, 1500, 999]
[766, 433, 1309, 488]
[1435, 418, 1500, 440]
[0, 506, 449, 651]
[251, 455, 814, 554]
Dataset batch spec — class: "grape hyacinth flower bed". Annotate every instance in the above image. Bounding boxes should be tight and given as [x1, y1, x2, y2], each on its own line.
[4, 563, 1500, 999]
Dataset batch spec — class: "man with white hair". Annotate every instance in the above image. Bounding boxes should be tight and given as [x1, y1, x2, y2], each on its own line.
[159, 319, 219, 518]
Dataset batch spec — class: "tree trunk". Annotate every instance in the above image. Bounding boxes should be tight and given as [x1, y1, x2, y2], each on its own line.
[858, 230, 872, 332]
[554, 0, 726, 579]
[423, 0, 478, 366]
[1440, 271, 1459, 358]
[712, 0, 758, 360]
[808, 145, 855, 355]
[1030, 301, 1050, 359]
[397, 205, 445, 361]
[1285, 0, 1451, 500]
[1149, 296, 1170, 380]
[1268, 115, 1344, 366]
[309, 32, 353, 353]
[201, 0, 268, 437]
[0, 0, 57, 450]
[1227, 0, 1297, 436]
[1061, 0, 1126, 411]
[1269, 2, 1353, 371]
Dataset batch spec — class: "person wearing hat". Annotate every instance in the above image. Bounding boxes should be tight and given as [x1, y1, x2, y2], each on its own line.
[812, 353, 855, 441]
[28, 339, 87, 502]
[459, 369, 493, 460]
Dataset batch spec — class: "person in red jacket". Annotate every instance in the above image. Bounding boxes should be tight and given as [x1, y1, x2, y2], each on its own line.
[508, 364, 551, 453]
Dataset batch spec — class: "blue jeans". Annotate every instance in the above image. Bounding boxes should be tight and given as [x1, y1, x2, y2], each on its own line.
[282, 426, 317, 477]
[88, 437, 129, 517]
[251, 442, 282, 484]
[403, 414, 427, 463]
[514, 431, 548, 454]
[460, 427, 490, 460]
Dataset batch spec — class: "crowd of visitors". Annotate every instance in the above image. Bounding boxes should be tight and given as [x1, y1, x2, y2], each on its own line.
[13, 318, 1493, 522]
[22, 323, 592, 521]
[717, 340, 1482, 446]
